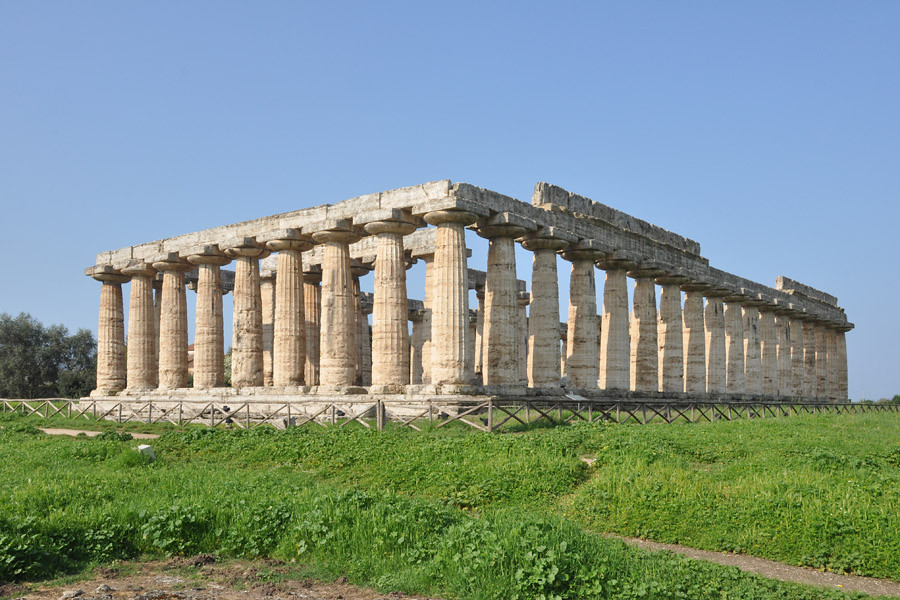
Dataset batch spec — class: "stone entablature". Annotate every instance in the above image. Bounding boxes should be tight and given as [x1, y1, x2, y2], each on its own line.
[86, 180, 851, 401]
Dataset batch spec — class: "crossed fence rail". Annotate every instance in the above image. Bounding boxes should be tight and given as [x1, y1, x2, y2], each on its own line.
[1, 398, 896, 433]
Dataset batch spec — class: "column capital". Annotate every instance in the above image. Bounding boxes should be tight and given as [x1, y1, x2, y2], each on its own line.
[655, 274, 690, 286]
[120, 260, 156, 279]
[740, 292, 768, 307]
[475, 211, 536, 239]
[223, 237, 270, 259]
[520, 227, 577, 252]
[260, 228, 315, 252]
[86, 264, 129, 284]
[627, 262, 666, 279]
[423, 209, 478, 226]
[517, 290, 531, 306]
[408, 308, 425, 322]
[151, 253, 193, 273]
[560, 239, 605, 262]
[309, 219, 361, 245]
[680, 278, 712, 292]
[303, 264, 323, 284]
[351, 259, 373, 278]
[186, 245, 230, 267]
[359, 208, 422, 236]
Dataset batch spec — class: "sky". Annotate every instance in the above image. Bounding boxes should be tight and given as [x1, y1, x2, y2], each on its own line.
[1, 2, 898, 400]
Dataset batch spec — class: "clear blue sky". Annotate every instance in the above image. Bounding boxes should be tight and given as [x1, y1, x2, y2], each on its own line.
[2, 2, 897, 400]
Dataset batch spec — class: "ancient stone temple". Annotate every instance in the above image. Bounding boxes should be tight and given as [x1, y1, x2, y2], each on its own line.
[85, 180, 852, 407]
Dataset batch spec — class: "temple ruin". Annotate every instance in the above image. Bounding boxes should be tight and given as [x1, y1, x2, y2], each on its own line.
[84, 180, 852, 422]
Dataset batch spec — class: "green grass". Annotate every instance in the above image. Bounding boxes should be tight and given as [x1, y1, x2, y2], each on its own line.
[1, 409, 898, 599]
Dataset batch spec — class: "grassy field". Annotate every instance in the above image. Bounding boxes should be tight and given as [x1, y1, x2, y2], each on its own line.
[1, 409, 898, 599]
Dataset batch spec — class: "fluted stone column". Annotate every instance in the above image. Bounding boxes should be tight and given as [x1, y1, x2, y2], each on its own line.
[742, 298, 763, 395]
[474, 287, 485, 382]
[152, 279, 162, 385]
[656, 276, 686, 393]
[351, 263, 374, 386]
[303, 268, 322, 386]
[518, 292, 529, 384]
[420, 254, 434, 384]
[560, 329, 567, 376]
[260, 272, 276, 386]
[186, 248, 229, 389]
[312, 224, 361, 387]
[836, 327, 849, 400]
[825, 326, 839, 401]
[563, 244, 603, 389]
[365, 219, 417, 390]
[152, 255, 192, 390]
[789, 315, 805, 397]
[122, 261, 157, 390]
[87, 266, 128, 395]
[478, 222, 526, 386]
[265, 231, 312, 387]
[681, 282, 709, 394]
[225, 239, 269, 388]
[801, 317, 817, 398]
[705, 290, 728, 394]
[629, 267, 664, 392]
[522, 234, 569, 388]
[424, 210, 477, 387]
[815, 321, 829, 399]
[597, 259, 633, 390]
[759, 305, 778, 396]
[409, 309, 425, 384]
[774, 308, 792, 397]
[467, 312, 478, 376]
[724, 294, 746, 394]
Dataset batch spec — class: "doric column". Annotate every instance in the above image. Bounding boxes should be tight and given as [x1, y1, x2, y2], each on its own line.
[151, 254, 192, 390]
[836, 325, 850, 400]
[681, 281, 709, 394]
[825, 325, 839, 401]
[801, 316, 817, 398]
[473, 286, 485, 382]
[789, 313, 805, 397]
[815, 320, 829, 399]
[656, 275, 687, 393]
[224, 238, 270, 389]
[518, 291, 529, 384]
[477, 217, 528, 386]
[597, 258, 634, 390]
[409, 308, 425, 384]
[363, 217, 418, 391]
[260, 271, 276, 386]
[423, 209, 477, 387]
[562, 242, 604, 389]
[152, 278, 162, 385]
[420, 254, 435, 384]
[628, 265, 664, 392]
[303, 266, 322, 386]
[724, 292, 747, 394]
[560, 328, 567, 376]
[263, 230, 313, 387]
[759, 303, 778, 396]
[774, 306, 792, 397]
[186, 247, 229, 389]
[121, 260, 157, 390]
[704, 289, 728, 394]
[86, 265, 128, 395]
[311, 221, 361, 388]
[351, 262, 374, 386]
[521, 231, 572, 388]
[742, 296, 764, 395]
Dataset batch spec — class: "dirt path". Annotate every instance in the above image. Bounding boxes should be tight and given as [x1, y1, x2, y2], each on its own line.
[610, 533, 900, 597]
[38, 428, 159, 439]
[0, 557, 436, 600]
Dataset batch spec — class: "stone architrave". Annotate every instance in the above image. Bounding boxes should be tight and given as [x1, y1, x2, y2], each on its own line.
[656, 275, 687, 393]
[311, 223, 361, 388]
[186, 247, 230, 389]
[365, 217, 418, 390]
[680, 281, 709, 394]
[724, 293, 747, 394]
[87, 266, 129, 395]
[759, 304, 778, 396]
[423, 210, 477, 387]
[742, 297, 764, 395]
[704, 288, 729, 394]
[789, 315, 805, 397]
[597, 259, 634, 390]
[151, 255, 192, 390]
[260, 272, 276, 386]
[224, 239, 270, 388]
[477, 219, 527, 386]
[303, 268, 322, 386]
[265, 230, 313, 387]
[801, 317, 817, 398]
[628, 266, 664, 392]
[121, 260, 158, 390]
[562, 243, 604, 389]
[815, 322, 829, 399]
[521, 233, 569, 387]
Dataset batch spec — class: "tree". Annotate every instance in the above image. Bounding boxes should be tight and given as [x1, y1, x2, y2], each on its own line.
[0, 313, 96, 398]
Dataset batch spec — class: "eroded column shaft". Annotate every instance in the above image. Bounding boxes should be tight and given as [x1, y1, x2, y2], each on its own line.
[705, 297, 726, 393]
[743, 305, 762, 395]
[370, 226, 412, 388]
[657, 283, 683, 393]
[317, 234, 358, 387]
[526, 247, 563, 386]
[158, 269, 189, 389]
[421, 255, 434, 384]
[192, 261, 226, 389]
[565, 258, 598, 389]
[725, 300, 745, 393]
[303, 279, 321, 385]
[815, 324, 829, 399]
[630, 276, 658, 392]
[775, 314, 792, 396]
[123, 265, 157, 390]
[231, 255, 264, 388]
[273, 248, 306, 386]
[96, 280, 126, 393]
[790, 318, 805, 396]
[260, 275, 276, 386]
[802, 320, 816, 398]
[483, 236, 519, 385]
[599, 268, 630, 390]
[759, 309, 777, 396]
[682, 290, 706, 393]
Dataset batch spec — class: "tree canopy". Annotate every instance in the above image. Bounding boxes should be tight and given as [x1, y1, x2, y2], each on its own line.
[0, 312, 96, 399]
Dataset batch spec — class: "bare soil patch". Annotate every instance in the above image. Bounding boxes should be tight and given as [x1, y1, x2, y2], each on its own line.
[3, 558, 437, 600]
